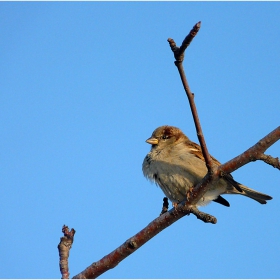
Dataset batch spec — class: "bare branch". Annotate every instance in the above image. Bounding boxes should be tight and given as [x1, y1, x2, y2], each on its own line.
[258, 154, 280, 169]
[217, 126, 280, 175]
[168, 21, 213, 174]
[189, 206, 217, 224]
[167, 23, 279, 206]
[167, 21, 201, 62]
[68, 22, 279, 279]
[71, 124, 280, 279]
[167, 21, 218, 206]
[58, 225, 76, 279]
[73, 203, 215, 279]
[189, 127, 280, 205]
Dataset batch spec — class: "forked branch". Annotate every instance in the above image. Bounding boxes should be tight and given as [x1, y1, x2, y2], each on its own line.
[168, 22, 214, 173]
[167, 22, 279, 206]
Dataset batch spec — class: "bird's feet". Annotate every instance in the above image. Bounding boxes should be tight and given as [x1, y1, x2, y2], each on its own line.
[186, 186, 194, 202]
[160, 197, 169, 216]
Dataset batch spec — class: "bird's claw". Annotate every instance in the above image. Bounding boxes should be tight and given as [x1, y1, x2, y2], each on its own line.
[187, 186, 194, 201]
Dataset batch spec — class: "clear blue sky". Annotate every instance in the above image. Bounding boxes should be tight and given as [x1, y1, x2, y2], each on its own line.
[1, 2, 280, 279]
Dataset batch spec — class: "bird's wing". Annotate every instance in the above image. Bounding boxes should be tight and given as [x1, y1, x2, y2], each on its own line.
[187, 140, 221, 166]
[187, 140, 242, 192]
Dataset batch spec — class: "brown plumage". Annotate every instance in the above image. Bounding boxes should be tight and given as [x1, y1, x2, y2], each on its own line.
[142, 125, 272, 207]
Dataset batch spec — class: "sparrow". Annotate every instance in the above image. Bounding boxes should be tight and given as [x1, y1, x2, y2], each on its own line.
[142, 125, 272, 207]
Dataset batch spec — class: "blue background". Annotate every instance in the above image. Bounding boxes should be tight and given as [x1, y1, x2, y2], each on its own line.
[1, 2, 280, 278]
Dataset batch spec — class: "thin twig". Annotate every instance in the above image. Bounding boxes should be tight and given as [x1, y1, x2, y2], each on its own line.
[258, 154, 280, 169]
[167, 21, 201, 62]
[168, 21, 213, 173]
[168, 21, 216, 205]
[175, 62, 213, 172]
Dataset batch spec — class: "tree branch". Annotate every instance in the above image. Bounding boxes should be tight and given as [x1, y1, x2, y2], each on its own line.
[58, 225, 76, 279]
[168, 21, 218, 205]
[62, 22, 279, 279]
[217, 126, 280, 175]
[72, 203, 215, 279]
[167, 23, 280, 205]
[71, 122, 280, 279]
[190, 126, 280, 204]
[168, 21, 214, 173]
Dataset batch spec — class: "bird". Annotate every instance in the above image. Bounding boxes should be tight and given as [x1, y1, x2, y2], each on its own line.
[142, 125, 272, 207]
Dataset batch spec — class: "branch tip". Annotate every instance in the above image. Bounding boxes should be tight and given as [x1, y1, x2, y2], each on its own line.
[168, 21, 201, 62]
[58, 225, 76, 279]
[189, 207, 217, 224]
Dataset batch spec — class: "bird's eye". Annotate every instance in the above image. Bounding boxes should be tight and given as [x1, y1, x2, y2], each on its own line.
[162, 135, 169, 140]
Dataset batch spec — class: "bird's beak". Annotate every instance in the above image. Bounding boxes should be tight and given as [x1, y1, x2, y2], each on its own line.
[146, 137, 158, 145]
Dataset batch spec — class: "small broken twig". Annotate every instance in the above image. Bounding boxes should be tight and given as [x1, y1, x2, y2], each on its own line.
[58, 225, 76, 279]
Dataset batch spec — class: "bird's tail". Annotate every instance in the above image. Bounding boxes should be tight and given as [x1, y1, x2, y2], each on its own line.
[224, 175, 272, 204]
[238, 184, 272, 204]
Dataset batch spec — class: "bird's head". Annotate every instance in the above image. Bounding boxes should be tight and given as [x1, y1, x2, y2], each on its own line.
[145, 125, 188, 149]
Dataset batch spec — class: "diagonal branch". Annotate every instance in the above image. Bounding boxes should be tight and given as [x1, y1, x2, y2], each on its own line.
[72, 121, 279, 278]
[72, 203, 215, 279]
[217, 126, 280, 175]
[191, 127, 280, 204]
[72, 23, 218, 279]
